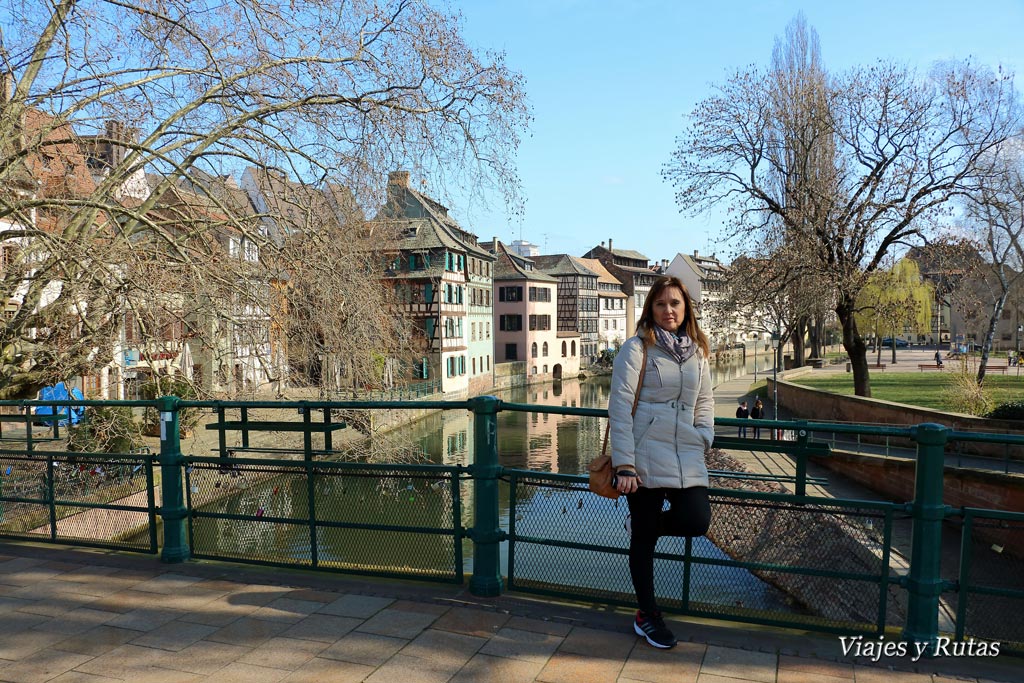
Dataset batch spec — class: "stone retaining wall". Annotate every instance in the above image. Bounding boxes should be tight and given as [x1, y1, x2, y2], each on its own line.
[767, 377, 1022, 459]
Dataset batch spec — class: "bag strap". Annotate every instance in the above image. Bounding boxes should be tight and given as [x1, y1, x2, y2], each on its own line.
[601, 343, 647, 457]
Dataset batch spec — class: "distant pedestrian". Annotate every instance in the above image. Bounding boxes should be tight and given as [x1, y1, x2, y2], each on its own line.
[935, 350, 943, 368]
[750, 399, 765, 438]
[735, 401, 749, 437]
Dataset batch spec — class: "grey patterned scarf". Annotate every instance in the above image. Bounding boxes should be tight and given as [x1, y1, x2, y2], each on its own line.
[653, 324, 697, 364]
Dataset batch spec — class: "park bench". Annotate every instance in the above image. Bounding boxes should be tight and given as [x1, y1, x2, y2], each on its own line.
[868, 363, 886, 371]
[918, 364, 944, 371]
[983, 366, 1008, 374]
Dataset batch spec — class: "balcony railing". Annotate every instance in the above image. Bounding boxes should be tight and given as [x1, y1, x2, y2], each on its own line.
[0, 395, 1020, 654]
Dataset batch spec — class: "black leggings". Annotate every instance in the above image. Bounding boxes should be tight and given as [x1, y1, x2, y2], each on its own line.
[626, 486, 711, 614]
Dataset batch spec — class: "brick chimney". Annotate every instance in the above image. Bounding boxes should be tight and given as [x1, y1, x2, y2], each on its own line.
[104, 120, 135, 167]
[608, 238, 613, 253]
[389, 171, 410, 188]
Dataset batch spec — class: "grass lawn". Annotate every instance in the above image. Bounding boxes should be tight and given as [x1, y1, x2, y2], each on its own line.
[789, 372, 1024, 412]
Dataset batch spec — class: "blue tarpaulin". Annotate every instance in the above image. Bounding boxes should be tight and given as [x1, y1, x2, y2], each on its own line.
[35, 382, 85, 426]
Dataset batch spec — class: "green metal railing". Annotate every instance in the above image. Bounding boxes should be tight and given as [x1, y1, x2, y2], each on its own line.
[0, 395, 1020, 654]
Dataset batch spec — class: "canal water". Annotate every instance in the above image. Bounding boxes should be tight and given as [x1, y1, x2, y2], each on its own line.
[188, 350, 793, 612]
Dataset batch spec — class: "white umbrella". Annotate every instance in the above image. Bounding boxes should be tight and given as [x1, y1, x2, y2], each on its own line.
[179, 342, 194, 381]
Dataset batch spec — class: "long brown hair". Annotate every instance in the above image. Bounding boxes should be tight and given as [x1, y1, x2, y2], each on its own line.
[637, 276, 710, 357]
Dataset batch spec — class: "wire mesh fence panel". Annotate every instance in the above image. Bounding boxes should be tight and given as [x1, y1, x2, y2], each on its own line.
[702, 490, 903, 632]
[506, 471, 902, 635]
[957, 511, 1024, 654]
[0, 453, 50, 537]
[507, 476, 633, 602]
[0, 451, 155, 551]
[185, 458, 462, 581]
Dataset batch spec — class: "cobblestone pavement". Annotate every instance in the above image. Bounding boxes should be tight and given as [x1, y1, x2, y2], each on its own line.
[0, 541, 1019, 683]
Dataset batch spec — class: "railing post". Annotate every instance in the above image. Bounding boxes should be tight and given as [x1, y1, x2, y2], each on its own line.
[158, 395, 190, 563]
[902, 422, 948, 650]
[793, 421, 809, 497]
[468, 395, 504, 596]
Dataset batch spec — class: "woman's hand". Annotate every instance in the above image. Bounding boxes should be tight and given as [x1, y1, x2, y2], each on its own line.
[615, 468, 640, 495]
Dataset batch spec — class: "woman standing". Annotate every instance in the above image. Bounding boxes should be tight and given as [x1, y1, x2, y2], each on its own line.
[609, 276, 714, 649]
[750, 399, 765, 439]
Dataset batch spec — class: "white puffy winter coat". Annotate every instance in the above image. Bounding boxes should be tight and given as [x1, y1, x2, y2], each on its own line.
[608, 334, 715, 489]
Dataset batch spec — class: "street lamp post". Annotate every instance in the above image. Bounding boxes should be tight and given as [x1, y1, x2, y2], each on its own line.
[753, 335, 758, 383]
[771, 331, 780, 440]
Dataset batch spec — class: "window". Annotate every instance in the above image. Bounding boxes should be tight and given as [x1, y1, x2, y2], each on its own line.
[542, 342, 548, 357]
[505, 344, 517, 361]
[413, 357, 429, 379]
[531, 366, 538, 375]
[571, 341, 576, 356]
[486, 356, 490, 370]
[499, 286, 523, 302]
[561, 341, 567, 357]
[486, 322, 491, 338]
[499, 315, 522, 331]
[529, 286, 551, 302]
[471, 322, 476, 341]
[528, 315, 551, 331]
[531, 342, 538, 358]
[472, 358, 476, 374]
[543, 365, 548, 374]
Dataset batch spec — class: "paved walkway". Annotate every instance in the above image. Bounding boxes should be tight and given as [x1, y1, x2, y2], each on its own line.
[0, 540, 1020, 683]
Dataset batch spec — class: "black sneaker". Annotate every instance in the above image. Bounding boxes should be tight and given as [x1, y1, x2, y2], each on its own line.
[633, 609, 677, 649]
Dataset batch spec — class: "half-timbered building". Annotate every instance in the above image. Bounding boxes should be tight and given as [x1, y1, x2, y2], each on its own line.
[531, 254, 600, 365]
[376, 172, 494, 396]
[582, 239, 657, 337]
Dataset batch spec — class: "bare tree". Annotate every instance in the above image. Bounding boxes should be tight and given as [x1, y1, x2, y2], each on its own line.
[0, 0, 528, 399]
[665, 15, 1020, 396]
[964, 141, 1024, 382]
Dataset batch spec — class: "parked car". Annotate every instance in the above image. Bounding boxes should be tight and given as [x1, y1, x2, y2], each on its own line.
[880, 337, 909, 348]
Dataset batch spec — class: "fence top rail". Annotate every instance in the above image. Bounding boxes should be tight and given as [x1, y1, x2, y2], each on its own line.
[948, 430, 1024, 446]
[0, 399, 159, 408]
[504, 468, 900, 511]
[961, 507, 1024, 522]
[502, 467, 827, 486]
[181, 399, 471, 411]
[499, 401, 606, 418]
[0, 448, 155, 461]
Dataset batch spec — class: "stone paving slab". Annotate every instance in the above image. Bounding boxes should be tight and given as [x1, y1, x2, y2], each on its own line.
[0, 541, 1018, 683]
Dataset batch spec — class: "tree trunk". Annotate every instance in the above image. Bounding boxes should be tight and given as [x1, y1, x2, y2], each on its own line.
[792, 316, 808, 367]
[838, 299, 871, 397]
[891, 329, 897, 365]
[977, 292, 1008, 385]
[811, 316, 825, 358]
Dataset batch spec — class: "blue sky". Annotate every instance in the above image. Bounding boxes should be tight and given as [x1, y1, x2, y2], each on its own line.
[448, 0, 1024, 265]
